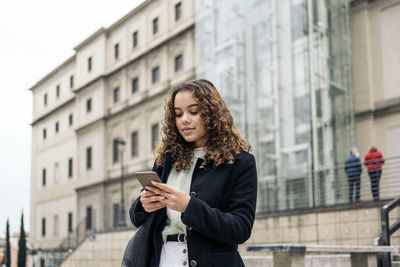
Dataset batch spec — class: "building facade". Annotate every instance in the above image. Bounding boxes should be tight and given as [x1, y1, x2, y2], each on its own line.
[29, 0, 194, 264]
[351, 0, 400, 198]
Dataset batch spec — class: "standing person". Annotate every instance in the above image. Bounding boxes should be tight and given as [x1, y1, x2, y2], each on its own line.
[129, 79, 258, 267]
[344, 147, 362, 203]
[364, 145, 385, 201]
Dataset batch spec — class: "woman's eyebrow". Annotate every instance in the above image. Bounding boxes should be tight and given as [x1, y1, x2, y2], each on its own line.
[187, 104, 199, 108]
[174, 103, 199, 110]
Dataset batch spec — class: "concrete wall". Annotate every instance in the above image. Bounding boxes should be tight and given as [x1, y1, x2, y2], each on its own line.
[242, 205, 400, 255]
[351, 0, 400, 157]
[60, 205, 400, 266]
[60, 231, 130, 267]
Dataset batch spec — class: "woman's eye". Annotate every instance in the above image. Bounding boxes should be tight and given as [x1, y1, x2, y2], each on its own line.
[175, 113, 182, 118]
[190, 111, 198, 115]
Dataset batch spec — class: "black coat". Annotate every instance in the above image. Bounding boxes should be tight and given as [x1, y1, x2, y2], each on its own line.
[344, 155, 362, 178]
[129, 150, 258, 267]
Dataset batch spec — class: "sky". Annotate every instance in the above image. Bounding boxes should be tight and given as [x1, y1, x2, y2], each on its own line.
[0, 0, 145, 238]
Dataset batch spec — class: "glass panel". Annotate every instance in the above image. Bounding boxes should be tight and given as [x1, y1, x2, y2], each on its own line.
[195, 0, 354, 214]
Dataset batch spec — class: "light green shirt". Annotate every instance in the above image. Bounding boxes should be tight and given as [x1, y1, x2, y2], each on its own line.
[161, 150, 206, 242]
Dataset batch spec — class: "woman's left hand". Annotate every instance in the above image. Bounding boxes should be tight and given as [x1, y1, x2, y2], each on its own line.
[145, 181, 190, 213]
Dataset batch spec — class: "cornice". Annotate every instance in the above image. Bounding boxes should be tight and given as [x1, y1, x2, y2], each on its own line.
[355, 97, 400, 119]
[106, 0, 151, 33]
[73, 27, 107, 51]
[31, 97, 75, 126]
[28, 55, 76, 91]
[74, 117, 105, 133]
[74, 172, 136, 192]
[351, 0, 380, 8]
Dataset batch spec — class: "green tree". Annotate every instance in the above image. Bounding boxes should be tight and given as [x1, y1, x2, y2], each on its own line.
[5, 219, 10, 267]
[18, 212, 27, 267]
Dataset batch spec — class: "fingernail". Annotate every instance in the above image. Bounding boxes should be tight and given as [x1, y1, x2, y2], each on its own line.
[159, 196, 165, 200]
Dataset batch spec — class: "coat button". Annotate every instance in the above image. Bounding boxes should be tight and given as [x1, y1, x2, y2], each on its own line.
[187, 226, 192, 231]
[190, 260, 197, 266]
[190, 191, 197, 197]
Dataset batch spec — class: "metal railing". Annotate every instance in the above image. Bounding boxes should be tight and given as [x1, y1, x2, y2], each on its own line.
[34, 205, 131, 267]
[375, 196, 400, 267]
[257, 155, 400, 214]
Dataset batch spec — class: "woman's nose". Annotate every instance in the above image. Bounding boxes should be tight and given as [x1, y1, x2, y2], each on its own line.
[182, 113, 190, 123]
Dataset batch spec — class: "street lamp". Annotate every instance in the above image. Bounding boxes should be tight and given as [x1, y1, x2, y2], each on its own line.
[116, 138, 126, 227]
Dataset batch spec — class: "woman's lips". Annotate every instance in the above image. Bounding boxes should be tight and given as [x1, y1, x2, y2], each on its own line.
[183, 128, 194, 134]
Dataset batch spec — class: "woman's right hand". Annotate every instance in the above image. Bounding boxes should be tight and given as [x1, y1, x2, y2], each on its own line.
[140, 189, 166, 212]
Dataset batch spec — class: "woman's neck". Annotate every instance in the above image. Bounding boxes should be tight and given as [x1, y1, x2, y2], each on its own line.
[194, 146, 205, 151]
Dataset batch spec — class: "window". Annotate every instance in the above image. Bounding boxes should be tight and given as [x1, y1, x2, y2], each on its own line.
[70, 75, 74, 88]
[68, 212, 73, 233]
[54, 162, 59, 184]
[131, 131, 138, 157]
[40, 258, 45, 267]
[174, 54, 183, 72]
[88, 57, 92, 72]
[86, 206, 92, 230]
[113, 87, 120, 103]
[114, 43, 119, 59]
[42, 218, 46, 237]
[86, 98, 92, 112]
[53, 215, 59, 237]
[68, 158, 73, 178]
[153, 17, 158, 35]
[43, 128, 47, 140]
[69, 114, 73, 126]
[131, 77, 138, 93]
[175, 2, 182, 21]
[42, 168, 46, 186]
[55, 121, 59, 133]
[113, 203, 119, 228]
[113, 139, 119, 163]
[86, 146, 92, 170]
[152, 66, 160, 84]
[151, 123, 159, 150]
[44, 93, 48, 106]
[132, 31, 138, 48]
[56, 85, 60, 98]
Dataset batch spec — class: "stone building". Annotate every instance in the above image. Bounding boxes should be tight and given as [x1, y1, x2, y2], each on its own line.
[29, 0, 195, 265]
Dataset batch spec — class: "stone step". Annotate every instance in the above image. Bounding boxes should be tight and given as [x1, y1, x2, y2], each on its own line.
[243, 255, 400, 267]
[243, 256, 272, 267]
[243, 254, 352, 267]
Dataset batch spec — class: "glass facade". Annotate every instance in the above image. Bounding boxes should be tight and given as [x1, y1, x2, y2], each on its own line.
[195, 0, 354, 213]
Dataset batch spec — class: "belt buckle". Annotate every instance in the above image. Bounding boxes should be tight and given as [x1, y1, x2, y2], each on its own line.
[178, 233, 187, 244]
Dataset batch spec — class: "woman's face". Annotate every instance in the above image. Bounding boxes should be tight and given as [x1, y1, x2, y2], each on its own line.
[174, 90, 208, 148]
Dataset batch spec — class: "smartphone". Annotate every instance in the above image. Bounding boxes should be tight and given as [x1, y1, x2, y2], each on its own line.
[135, 171, 162, 188]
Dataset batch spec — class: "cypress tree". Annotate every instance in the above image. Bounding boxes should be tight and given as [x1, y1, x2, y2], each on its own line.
[5, 219, 10, 267]
[18, 212, 27, 267]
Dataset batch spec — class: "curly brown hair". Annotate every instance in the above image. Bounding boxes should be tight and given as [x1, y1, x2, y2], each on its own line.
[154, 79, 251, 170]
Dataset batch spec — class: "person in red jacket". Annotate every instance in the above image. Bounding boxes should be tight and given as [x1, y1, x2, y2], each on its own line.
[364, 145, 385, 200]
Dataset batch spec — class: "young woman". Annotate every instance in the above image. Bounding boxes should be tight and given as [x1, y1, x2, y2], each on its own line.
[129, 79, 258, 267]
